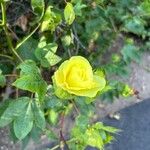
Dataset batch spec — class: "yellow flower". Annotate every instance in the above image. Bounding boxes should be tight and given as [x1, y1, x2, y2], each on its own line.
[53, 56, 106, 98]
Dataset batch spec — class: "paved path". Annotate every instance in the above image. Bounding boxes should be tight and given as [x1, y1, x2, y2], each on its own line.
[103, 98, 150, 150]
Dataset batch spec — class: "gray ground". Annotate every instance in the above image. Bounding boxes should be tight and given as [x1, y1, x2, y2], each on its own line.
[95, 52, 150, 119]
[0, 52, 150, 150]
[87, 98, 150, 150]
[103, 98, 150, 150]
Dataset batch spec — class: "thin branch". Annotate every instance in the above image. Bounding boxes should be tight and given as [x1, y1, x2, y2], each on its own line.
[109, 17, 118, 33]
[15, 0, 45, 49]
[50, 144, 59, 150]
[15, 23, 41, 50]
[67, 48, 72, 57]
[0, 54, 13, 60]
[1, 2, 23, 62]
[3, 69, 16, 100]
[5, 74, 18, 77]
[7, 25, 19, 40]
[16, 88, 19, 98]
[59, 112, 70, 150]
[64, 0, 67, 3]
[50, 138, 76, 150]
[72, 24, 86, 52]
[71, 100, 80, 115]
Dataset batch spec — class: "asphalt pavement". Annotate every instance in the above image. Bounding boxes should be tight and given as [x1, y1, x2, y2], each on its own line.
[102, 98, 150, 150]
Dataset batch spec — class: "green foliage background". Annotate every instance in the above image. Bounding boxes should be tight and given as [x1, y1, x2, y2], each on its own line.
[0, 0, 149, 149]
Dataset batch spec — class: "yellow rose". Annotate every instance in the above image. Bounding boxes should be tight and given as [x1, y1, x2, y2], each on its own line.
[53, 56, 106, 98]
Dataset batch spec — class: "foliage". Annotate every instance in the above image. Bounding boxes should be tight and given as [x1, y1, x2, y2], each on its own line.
[0, 0, 149, 149]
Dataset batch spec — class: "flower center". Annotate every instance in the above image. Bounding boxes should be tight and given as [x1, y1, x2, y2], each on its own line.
[65, 65, 93, 89]
[68, 66, 85, 81]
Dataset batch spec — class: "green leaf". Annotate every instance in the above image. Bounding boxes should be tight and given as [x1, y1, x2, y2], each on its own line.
[44, 95, 63, 109]
[45, 51, 61, 66]
[47, 43, 58, 53]
[140, 1, 150, 15]
[71, 125, 104, 150]
[0, 69, 6, 87]
[93, 122, 120, 134]
[0, 97, 30, 127]
[64, 2, 75, 25]
[86, 128, 104, 150]
[48, 109, 58, 125]
[124, 17, 145, 35]
[35, 39, 61, 67]
[17, 60, 39, 75]
[45, 129, 57, 140]
[17, 37, 38, 61]
[71, 121, 119, 150]
[31, 0, 45, 21]
[75, 115, 89, 131]
[41, 6, 62, 32]
[85, 17, 108, 38]
[121, 44, 141, 63]
[21, 134, 31, 150]
[9, 123, 18, 143]
[13, 75, 47, 101]
[0, 74, 6, 87]
[74, 1, 86, 16]
[32, 101, 46, 129]
[0, 100, 10, 118]
[13, 60, 47, 101]
[61, 35, 72, 47]
[75, 97, 94, 116]
[14, 101, 33, 140]
[30, 125, 42, 143]
[94, 69, 105, 78]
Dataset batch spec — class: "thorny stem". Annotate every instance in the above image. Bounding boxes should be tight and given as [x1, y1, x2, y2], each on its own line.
[59, 112, 70, 150]
[1, 2, 23, 62]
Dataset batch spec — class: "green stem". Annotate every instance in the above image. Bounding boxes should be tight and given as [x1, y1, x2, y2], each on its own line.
[50, 138, 76, 150]
[109, 17, 118, 33]
[15, 0, 46, 50]
[50, 144, 59, 150]
[0, 54, 13, 60]
[71, 99, 80, 115]
[15, 23, 41, 50]
[1, 2, 5, 26]
[1, 2, 23, 62]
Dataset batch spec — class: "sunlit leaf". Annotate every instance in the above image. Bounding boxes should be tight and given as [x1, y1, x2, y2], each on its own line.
[64, 2, 75, 25]
[13, 60, 47, 101]
[31, 0, 45, 21]
[32, 101, 46, 129]
[0, 97, 30, 127]
[14, 101, 33, 140]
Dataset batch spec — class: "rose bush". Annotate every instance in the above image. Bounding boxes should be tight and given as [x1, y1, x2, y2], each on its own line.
[0, 0, 144, 149]
[53, 56, 106, 98]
